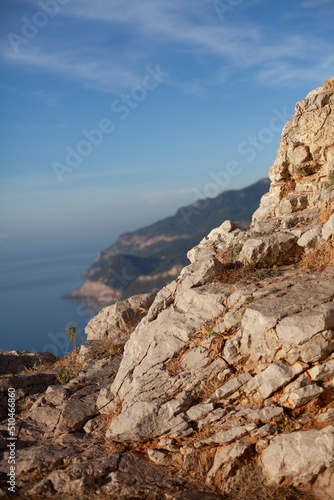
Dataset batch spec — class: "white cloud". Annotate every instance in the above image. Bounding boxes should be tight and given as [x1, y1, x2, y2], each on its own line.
[1, 46, 143, 93]
[302, 0, 332, 7]
[256, 54, 334, 86]
[2, 0, 334, 92]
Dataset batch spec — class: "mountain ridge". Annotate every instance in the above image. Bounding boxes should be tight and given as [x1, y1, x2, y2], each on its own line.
[69, 178, 270, 305]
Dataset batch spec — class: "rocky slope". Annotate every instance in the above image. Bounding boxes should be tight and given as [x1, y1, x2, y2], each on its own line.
[0, 83, 334, 499]
[67, 179, 270, 307]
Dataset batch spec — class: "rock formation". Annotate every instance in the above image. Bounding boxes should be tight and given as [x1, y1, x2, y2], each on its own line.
[0, 83, 333, 499]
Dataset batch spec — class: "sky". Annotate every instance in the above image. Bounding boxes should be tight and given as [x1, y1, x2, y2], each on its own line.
[0, 0, 333, 262]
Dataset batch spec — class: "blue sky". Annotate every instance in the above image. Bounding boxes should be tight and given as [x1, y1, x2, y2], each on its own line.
[0, 0, 333, 261]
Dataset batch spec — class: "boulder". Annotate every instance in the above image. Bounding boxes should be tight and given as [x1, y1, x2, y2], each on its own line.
[83, 292, 156, 342]
[239, 232, 301, 267]
[261, 427, 334, 486]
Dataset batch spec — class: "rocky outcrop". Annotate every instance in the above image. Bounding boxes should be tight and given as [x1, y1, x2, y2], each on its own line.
[78, 292, 156, 358]
[252, 86, 334, 232]
[103, 83, 334, 497]
[0, 351, 57, 375]
[64, 279, 121, 307]
[1, 84, 334, 499]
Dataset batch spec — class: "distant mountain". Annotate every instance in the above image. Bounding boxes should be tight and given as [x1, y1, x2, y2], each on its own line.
[68, 178, 270, 305]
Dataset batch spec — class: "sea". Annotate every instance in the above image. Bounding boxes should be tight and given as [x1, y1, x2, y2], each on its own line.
[0, 251, 101, 358]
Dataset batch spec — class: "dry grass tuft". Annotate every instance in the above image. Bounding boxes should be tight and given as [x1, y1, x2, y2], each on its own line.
[104, 439, 127, 454]
[192, 372, 225, 401]
[299, 241, 334, 271]
[20, 350, 85, 384]
[21, 359, 59, 375]
[99, 397, 124, 431]
[318, 202, 333, 224]
[182, 448, 216, 487]
[164, 355, 183, 375]
[84, 338, 124, 361]
[224, 462, 315, 500]
[219, 244, 244, 265]
[214, 261, 282, 285]
[323, 77, 334, 91]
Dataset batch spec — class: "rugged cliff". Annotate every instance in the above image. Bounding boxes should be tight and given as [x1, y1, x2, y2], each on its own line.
[1, 83, 334, 499]
[67, 179, 270, 307]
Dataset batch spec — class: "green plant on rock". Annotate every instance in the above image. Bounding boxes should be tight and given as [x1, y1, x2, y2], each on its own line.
[56, 366, 72, 385]
[232, 243, 243, 260]
[327, 171, 334, 187]
[248, 228, 275, 238]
[241, 266, 281, 284]
[206, 328, 222, 338]
[65, 322, 78, 354]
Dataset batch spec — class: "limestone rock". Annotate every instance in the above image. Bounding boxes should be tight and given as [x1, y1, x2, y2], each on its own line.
[276, 302, 334, 349]
[147, 448, 182, 467]
[308, 359, 334, 381]
[30, 453, 184, 498]
[59, 392, 98, 432]
[215, 373, 252, 399]
[316, 408, 334, 422]
[239, 232, 301, 267]
[187, 220, 243, 263]
[247, 406, 283, 422]
[0, 444, 71, 476]
[83, 292, 156, 342]
[252, 86, 334, 231]
[186, 402, 215, 422]
[282, 384, 324, 409]
[297, 225, 323, 250]
[245, 361, 306, 399]
[206, 441, 254, 484]
[196, 426, 250, 447]
[323, 213, 334, 241]
[261, 426, 334, 486]
[107, 397, 192, 442]
[240, 276, 334, 364]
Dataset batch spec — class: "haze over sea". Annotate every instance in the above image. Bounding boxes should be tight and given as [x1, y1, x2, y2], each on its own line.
[0, 250, 99, 357]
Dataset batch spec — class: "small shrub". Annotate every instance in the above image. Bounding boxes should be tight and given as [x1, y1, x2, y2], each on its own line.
[55, 351, 83, 384]
[244, 266, 281, 283]
[323, 77, 334, 91]
[65, 322, 78, 354]
[56, 366, 73, 385]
